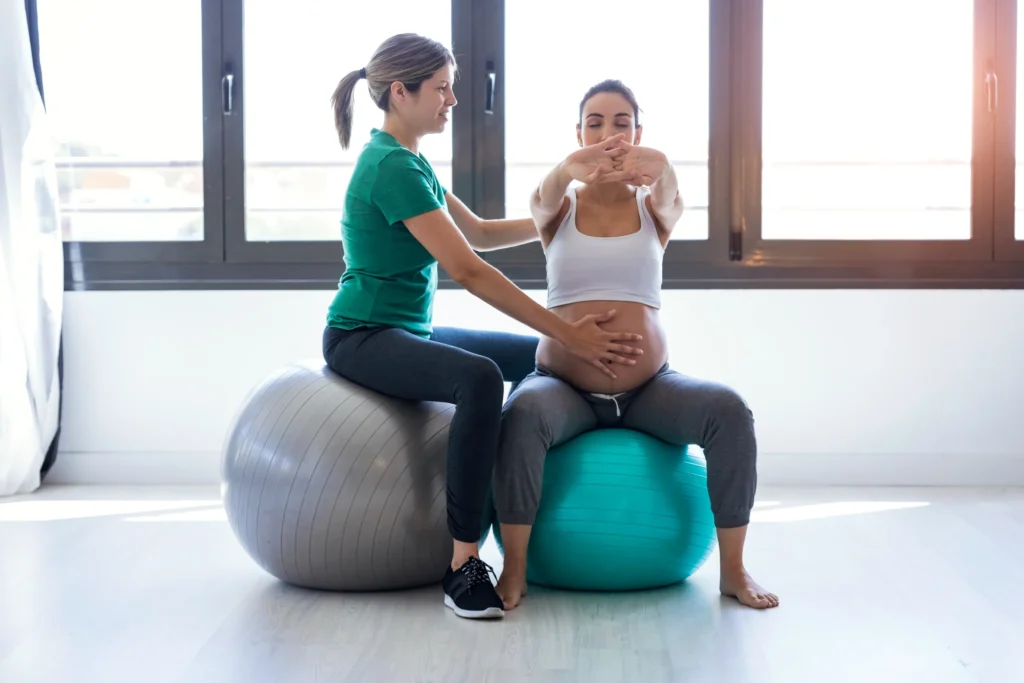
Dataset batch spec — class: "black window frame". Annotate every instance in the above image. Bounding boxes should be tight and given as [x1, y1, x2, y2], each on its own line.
[996, 0, 1024, 262]
[736, 0, 996, 265]
[60, 0, 1024, 291]
[62, 0, 226, 289]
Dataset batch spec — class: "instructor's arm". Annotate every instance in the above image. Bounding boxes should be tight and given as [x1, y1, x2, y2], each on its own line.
[444, 192, 539, 251]
[404, 209, 642, 377]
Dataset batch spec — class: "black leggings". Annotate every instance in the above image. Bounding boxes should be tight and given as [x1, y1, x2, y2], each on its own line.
[322, 325, 539, 543]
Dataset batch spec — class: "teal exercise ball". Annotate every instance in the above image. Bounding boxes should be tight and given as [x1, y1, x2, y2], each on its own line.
[493, 429, 717, 591]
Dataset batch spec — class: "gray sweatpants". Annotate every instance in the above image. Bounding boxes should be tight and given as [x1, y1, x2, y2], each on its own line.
[493, 364, 757, 529]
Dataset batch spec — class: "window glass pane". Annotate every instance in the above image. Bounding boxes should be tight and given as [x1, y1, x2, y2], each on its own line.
[762, 0, 973, 240]
[505, 0, 709, 241]
[39, 0, 204, 242]
[244, 2, 451, 241]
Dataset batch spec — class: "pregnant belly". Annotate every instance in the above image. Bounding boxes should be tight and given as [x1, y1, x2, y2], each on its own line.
[536, 300, 669, 394]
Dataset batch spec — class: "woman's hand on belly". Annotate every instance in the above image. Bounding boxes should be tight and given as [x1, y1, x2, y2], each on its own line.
[537, 302, 669, 394]
[562, 309, 646, 377]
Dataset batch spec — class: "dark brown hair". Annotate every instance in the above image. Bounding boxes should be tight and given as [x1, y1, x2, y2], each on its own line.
[578, 79, 642, 126]
[331, 33, 456, 149]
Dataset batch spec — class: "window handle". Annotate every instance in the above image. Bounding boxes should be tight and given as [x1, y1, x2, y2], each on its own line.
[985, 71, 998, 113]
[222, 67, 235, 115]
[484, 61, 496, 115]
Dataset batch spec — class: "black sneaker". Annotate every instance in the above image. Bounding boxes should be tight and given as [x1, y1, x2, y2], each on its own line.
[442, 557, 504, 619]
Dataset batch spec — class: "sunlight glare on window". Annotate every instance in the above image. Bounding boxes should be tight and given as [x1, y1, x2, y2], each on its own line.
[243, 1, 451, 241]
[39, 0, 204, 242]
[504, 0, 709, 240]
[761, 0, 973, 240]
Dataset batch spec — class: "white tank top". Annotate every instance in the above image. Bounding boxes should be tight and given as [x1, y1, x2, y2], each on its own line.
[545, 185, 664, 310]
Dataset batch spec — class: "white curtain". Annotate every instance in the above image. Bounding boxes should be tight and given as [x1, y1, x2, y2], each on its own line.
[0, 0, 64, 496]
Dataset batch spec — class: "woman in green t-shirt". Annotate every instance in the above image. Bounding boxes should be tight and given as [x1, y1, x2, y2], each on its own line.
[324, 33, 643, 620]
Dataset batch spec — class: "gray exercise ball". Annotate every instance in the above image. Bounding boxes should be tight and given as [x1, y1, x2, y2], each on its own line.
[221, 360, 459, 591]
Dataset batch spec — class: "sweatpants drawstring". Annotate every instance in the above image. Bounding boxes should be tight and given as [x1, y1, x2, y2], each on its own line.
[591, 393, 622, 417]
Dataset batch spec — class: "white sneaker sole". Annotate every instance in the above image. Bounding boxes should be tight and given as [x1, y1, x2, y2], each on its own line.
[444, 594, 505, 619]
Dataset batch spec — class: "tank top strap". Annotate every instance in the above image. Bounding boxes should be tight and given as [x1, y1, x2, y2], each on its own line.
[547, 185, 580, 250]
[634, 186, 659, 236]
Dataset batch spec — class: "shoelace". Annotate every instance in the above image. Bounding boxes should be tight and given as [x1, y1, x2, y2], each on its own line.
[461, 557, 498, 589]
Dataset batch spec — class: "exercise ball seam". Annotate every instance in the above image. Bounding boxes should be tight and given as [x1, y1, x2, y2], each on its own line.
[355, 404, 446, 588]
[307, 396, 386, 581]
[382, 406, 453, 588]
[279, 388, 362, 583]
[226, 366, 302, 551]
[232, 368, 308, 569]
[252, 376, 332, 581]
[322, 403, 394, 588]
[258, 379, 337, 583]
[244, 371, 320, 560]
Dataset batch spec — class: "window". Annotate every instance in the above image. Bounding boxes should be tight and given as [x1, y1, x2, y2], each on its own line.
[992, 0, 1022, 262]
[42, 0, 205, 243]
[49, 0, 1023, 289]
[733, 0, 996, 267]
[489, 0, 723, 276]
[42, 0, 224, 277]
[503, 0, 709, 242]
[241, 0, 451, 243]
[760, 0, 973, 241]
[1014, 0, 1024, 243]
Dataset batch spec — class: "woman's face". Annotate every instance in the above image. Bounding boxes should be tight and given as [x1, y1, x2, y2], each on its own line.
[577, 91, 642, 147]
[394, 64, 458, 135]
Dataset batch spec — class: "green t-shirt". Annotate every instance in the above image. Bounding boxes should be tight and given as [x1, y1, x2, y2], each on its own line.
[327, 129, 448, 338]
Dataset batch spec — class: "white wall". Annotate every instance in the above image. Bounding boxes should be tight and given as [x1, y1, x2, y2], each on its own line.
[47, 289, 1024, 486]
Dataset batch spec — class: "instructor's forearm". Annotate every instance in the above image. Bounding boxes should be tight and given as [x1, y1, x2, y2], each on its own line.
[474, 217, 540, 251]
[460, 264, 571, 344]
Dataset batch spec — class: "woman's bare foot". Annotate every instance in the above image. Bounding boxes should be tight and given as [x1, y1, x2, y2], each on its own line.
[720, 567, 779, 609]
[495, 565, 528, 610]
[495, 523, 533, 610]
[715, 525, 778, 609]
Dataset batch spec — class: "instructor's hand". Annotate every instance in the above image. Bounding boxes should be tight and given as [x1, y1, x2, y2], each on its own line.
[563, 309, 643, 379]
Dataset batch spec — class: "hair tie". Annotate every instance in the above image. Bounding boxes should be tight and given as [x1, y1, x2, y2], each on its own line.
[359, 67, 367, 79]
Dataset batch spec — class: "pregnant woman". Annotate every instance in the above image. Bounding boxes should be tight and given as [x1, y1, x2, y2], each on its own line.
[492, 79, 779, 611]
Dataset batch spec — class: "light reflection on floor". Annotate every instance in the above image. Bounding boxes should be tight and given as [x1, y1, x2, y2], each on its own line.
[0, 494, 928, 524]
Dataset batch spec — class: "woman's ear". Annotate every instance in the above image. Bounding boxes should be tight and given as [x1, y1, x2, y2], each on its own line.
[390, 81, 407, 106]
[576, 123, 583, 147]
[633, 124, 643, 146]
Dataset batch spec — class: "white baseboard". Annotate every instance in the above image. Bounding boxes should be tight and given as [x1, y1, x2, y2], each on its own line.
[756, 452, 1024, 486]
[45, 451, 221, 486]
[45, 450, 1024, 487]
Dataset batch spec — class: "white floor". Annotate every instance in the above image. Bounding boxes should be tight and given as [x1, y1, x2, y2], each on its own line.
[0, 485, 1021, 683]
